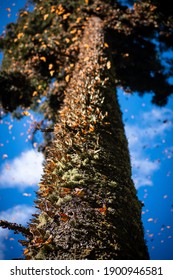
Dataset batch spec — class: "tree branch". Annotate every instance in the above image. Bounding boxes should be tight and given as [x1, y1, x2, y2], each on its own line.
[0, 220, 32, 238]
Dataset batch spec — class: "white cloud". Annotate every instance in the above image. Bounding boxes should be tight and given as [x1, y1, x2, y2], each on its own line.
[126, 108, 173, 144]
[0, 149, 44, 189]
[141, 108, 173, 139]
[143, 108, 173, 122]
[0, 205, 34, 260]
[125, 107, 173, 188]
[0, 205, 34, 224]
[131, 156, 160, 188]
[132, 157, 159, 174]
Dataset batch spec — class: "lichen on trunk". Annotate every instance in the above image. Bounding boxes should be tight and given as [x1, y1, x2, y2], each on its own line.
[25, 16, 149, 260]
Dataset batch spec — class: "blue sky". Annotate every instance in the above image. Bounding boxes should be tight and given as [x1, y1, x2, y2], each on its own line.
[118, 90, 173, 259]
[0, 0, 173, 260]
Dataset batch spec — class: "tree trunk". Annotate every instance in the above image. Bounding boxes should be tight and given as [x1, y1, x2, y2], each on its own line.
[25, 16, 149, 260]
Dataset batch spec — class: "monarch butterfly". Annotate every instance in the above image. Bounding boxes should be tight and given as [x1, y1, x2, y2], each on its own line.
[74, 188, 84, 196]
[60, 187, 71, 194]
[96, 204, 107, 215]
[58, 212, 69, 222]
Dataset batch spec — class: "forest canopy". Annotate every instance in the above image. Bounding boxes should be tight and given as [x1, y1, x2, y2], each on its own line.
[0, 0, 172, 123]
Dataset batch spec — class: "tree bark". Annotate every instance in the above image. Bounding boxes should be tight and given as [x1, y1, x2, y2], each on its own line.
[25, 16, 149, 260]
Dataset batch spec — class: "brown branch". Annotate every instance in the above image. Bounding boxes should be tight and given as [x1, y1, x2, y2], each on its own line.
[0, 220, 32, 238]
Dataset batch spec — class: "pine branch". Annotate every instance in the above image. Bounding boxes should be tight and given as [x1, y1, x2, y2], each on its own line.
[0, 220, 32, 238]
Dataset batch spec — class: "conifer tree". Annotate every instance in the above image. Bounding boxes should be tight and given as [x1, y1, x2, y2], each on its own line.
[0, 0, 172, 259]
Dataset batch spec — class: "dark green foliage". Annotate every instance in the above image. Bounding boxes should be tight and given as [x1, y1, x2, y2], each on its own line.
[0, 0, 94, 125]
[106, 29, 173, 105]
[149, 0, 173, 18]
[0, 71, 35, 112]
[0, 0, 172, 120]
